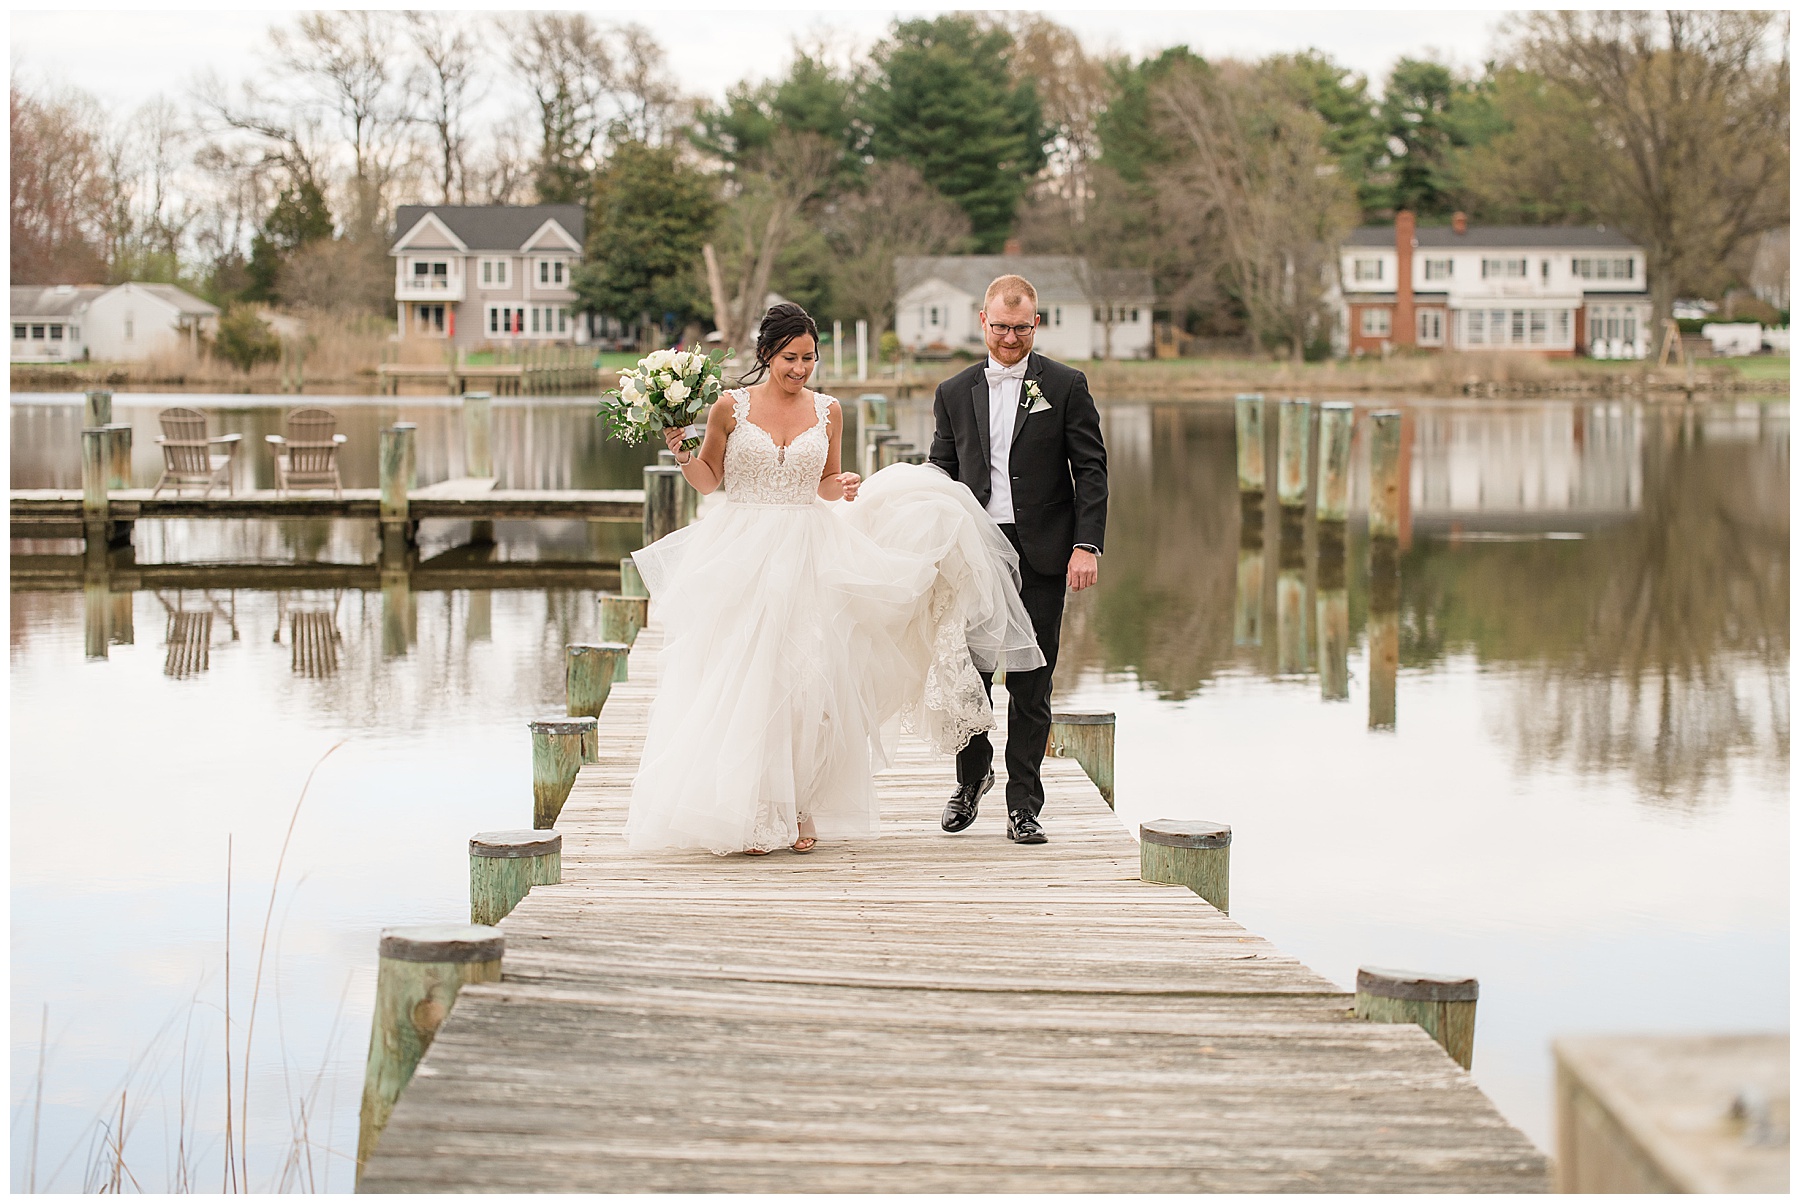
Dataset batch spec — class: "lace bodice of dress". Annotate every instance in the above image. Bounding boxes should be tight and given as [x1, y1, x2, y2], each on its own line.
[723, 389, 833, 504]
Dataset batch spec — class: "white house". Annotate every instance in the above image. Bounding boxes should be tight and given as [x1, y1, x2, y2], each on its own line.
[389, 204, 586, 347]
[1339, 213, 1653, 359]
[10, 285, 106, 362]
[895, 254, 1155, 360]
[41, 283, 218, 363]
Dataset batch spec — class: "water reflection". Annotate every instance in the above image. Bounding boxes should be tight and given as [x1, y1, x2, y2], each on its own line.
[1062, 399, 1788, 799]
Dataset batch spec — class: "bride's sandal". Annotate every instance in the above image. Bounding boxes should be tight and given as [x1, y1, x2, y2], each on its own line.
[791, 817, 818, 854]
[743, 846, 772, 856]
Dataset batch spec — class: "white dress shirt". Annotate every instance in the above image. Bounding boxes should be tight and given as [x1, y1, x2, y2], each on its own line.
[984, 356, 1023, 524]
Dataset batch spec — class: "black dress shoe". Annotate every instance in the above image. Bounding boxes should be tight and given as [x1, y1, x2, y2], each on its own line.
[1006, 809, 1047, 844]
[941, 771, 994, 833]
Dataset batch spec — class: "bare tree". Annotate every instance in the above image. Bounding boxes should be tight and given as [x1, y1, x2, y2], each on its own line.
[1000, 14, 1115, 215]
[610, 23, 686, 146]
[702, 129, 840, 352]
[504, 12, 612, 203]
[1503, 10, 1789, 333]
[1156, 59, 1358, 359]
[406, 12, 483, 205]
[820, 160, 971, 345]
[10, 82, 109, 283]
[463, 114, 536, 206]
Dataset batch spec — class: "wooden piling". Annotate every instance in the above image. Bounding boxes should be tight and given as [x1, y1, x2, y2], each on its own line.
[102, 423, 133, 490]
[599, 595, 648, 650]
[1369, 411, 1403, 542]
[618, 555, 647, 598]
[1316, 403, 1354, 523]
[469, 830, 562, 926]
[1234, 393, 1266, 494]
[1047, 711, 1115, 807]
[877, 440, 913, 471]
[566, 642, 629, 720]
[529, 718, 586, 828]
[83, 390, 112, 429]
[462, 392, 493, 479]
[1139, 820, 1231, 914]
[355, 924, 503, 1182]
[643, 464, 685, 547]
[867, 429, 899, 477]
[1276, 398, 1311, 511]
[1354, 967, 1478, 1070]
[380, 422, 417, 560]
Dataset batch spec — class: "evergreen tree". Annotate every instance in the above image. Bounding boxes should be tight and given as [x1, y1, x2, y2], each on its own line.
[1265, 52, 1386, 219]
[693, 51, 863, 187]
[572, 140, 719, 333]
[862, 16, 1047, 252]
[1096, 46, 1206, 185]
[1376, 59, 1503, 218]
[243, 178, 334, 303]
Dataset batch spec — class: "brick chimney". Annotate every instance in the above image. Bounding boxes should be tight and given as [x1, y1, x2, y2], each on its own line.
[1452, 211, 1468, 235]
[1002, 238, 1022, 256]
[1394, 209, 1416, 348]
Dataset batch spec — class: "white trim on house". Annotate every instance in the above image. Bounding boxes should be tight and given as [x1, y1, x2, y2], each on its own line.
[520, 218, 582, 254]
[391, 211, 469, 254]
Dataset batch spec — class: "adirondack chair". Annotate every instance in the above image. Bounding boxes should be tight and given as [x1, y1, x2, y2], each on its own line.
[265, 407, 348, 496]
[152, 407, 241, 496]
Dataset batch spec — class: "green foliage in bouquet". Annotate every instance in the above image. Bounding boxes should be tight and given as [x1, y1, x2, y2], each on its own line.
[598, 346, 734, 451]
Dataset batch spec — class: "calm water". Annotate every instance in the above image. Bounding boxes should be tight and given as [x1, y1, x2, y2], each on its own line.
[10, 392, 1788, 1189]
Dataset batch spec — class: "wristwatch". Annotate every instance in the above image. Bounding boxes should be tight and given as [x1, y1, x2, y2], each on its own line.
[1074, 543, 1100, 555]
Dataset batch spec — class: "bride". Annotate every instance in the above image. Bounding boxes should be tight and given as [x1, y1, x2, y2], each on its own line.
[624, 303, 1044, 855]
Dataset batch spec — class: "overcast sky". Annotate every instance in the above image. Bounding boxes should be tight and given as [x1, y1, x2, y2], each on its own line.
[13, 6, 1510, 120]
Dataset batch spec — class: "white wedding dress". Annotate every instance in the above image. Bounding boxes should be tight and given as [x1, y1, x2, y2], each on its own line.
[624, 388, 1044, 855]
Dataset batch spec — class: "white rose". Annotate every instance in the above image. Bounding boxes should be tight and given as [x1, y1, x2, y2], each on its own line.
[665, 380, 690, 402]
[620, 380, 642, 405]
[648, 349, 674, 370]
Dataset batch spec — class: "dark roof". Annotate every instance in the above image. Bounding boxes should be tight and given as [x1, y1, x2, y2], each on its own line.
[391, 204, 586, 252]
[11, 285, 106, 317]
[1345, 224, 1639, 250]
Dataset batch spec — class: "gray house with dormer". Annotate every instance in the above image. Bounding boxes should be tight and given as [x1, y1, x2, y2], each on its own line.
[389, 204, 586, 348]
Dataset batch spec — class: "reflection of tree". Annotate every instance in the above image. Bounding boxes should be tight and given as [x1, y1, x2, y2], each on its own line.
[1403, 412, 1788, 802]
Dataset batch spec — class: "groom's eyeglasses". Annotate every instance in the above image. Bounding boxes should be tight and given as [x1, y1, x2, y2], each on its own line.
[987, 321, 1038, 339]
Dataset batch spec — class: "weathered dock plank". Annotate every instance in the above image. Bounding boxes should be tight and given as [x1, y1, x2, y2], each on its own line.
[360, 620, 1548, 1193]
[10, 487, 643, 523]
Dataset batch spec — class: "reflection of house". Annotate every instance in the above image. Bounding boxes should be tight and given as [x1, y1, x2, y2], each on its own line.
[1340, 213, 1652, 360]
[389, 204, 586, 347]
[10, 285, 105, 362]
[1410, 405, 1643, 524]
[895, 252, 1154, 360]
[84, 284, 221, 362]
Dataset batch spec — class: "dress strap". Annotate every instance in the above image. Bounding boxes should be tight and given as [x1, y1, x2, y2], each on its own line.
[731, 387, 751, 423]
[813, 392, 833, 427]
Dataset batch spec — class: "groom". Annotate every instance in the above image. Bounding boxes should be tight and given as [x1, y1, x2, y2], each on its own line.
[929, 274, 1108, 843]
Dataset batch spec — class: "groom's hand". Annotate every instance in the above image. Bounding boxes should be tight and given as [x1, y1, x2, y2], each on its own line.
[1067, 548, 1099, 592]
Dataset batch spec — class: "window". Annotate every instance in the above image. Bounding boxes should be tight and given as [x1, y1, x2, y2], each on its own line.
[1541, 259, 1550, 282]
[1490, 310, 1507, 343]
[1424, 258, 1453, 282]
[1417, 309, 1443, 346]
[411, 260, 450, 288]
[1622, 314, 1636, 342]
[482, 260, 491, 284]
[1556, 310, 1571, 342]
[929, 306, 939, 326]
[1528, 310, 1547, 345]
[1130, 308, 1139, 322]
[49, 324, 63, 339]
[1053, 307, 1063, 326]
[30, 324, 45, 339]
[1573, 257, 1636, 280]
[538, 259, 566, 285]
[482, 258, 512, 285]
[1094, 307, 1103, 323]
[558, 308, 568, 333]
[531, 307, 540, 333]
[1360, 308, 1391, 337]
[1482, 258, 1527, 279]
[489, 307, 499, 334]
[1353, 258, 1383, 282]
[12, 325, 25, 339]
[71, 325, 79, 340]
[124, 318, 134, 340]
[1467, 310, 1485, 344]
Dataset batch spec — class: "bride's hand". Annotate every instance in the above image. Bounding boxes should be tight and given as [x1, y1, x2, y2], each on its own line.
[662, 426, 687, 457]
[837, 472, 861, 501]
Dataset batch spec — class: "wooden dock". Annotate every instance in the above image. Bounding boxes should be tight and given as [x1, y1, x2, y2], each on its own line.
[358, 620, 1549, 1192]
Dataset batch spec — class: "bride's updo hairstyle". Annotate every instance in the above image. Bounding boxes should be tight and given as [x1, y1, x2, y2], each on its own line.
[739, 302, 819, 386]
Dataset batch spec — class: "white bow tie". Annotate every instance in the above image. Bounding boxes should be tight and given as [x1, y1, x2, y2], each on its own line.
[985, 362, 1027, 387]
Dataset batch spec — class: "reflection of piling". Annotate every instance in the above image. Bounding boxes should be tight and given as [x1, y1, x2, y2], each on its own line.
[530, 718, 587, 827]
[469, 830, 561, 925]
[1316, 551, 1349, 701]
[1047, 711, 1114, 807]
[1316, 403, 1354, 526]
[1368, 543, 1399, 730]
[356, 925, 503, 1184]
[1276, 567, 1310, 675]
[1234, 539, 1264, 648]
[84, 390, 112, 429]
[1234, 394, 1266, 495]
[1140, 820, 1231, 914]
[1276, 398, 1312, 512]
[81, 428, 110, 564]
[380, 562, 416, 657]
[1355, 966, 1478, 1070]
[1368, 411, 1403, 542]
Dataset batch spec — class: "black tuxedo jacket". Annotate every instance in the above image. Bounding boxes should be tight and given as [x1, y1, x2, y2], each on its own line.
[928, 351, 1108, 578]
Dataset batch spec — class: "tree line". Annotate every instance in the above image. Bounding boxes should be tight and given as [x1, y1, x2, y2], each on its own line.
[10, 10, 1788, 358]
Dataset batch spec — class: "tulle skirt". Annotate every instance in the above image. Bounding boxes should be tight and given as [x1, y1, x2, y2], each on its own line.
[624, 463, 1044, 854]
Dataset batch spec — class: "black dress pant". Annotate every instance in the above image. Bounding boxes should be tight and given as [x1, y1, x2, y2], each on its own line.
[955, 523, 1065, 817]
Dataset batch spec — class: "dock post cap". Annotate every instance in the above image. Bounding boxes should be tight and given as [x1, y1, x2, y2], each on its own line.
[1050, 709, 1115, 725]
[1321, 401, 1355, 412]
[462, 390, 491, 400]
[1140, 819, 1232, 848]
[1356, 966, 1479, 1002]
[388, 421, 418, 430]
[470, 830, 562, 858]
[1234, 392, 1264, 400]
[529, 716, 594, 735]
[567, 641, 631, 653]
[378, 924, 504, 963]
[1371, 409, 1402, 418]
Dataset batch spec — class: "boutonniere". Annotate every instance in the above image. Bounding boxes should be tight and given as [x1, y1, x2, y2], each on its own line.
[1022, 380, 1045, 407]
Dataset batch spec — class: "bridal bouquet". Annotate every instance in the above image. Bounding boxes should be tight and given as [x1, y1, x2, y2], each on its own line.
[599, 346, 731, 453]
